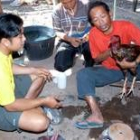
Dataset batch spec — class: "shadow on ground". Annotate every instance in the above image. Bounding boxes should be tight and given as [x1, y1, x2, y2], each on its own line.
[62, 96, 140, 139]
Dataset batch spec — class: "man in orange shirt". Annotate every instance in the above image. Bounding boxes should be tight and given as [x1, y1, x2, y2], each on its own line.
[75, 1, 140, 129]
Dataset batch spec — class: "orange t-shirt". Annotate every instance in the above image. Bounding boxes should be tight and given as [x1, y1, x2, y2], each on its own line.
[89, 20, 140, 70]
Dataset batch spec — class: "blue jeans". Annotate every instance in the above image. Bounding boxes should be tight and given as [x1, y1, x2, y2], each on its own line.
[76, 65, 140, 99]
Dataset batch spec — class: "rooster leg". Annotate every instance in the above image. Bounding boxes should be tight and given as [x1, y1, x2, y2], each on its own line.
[120, 76, 128, 99]
[125, 76, 136, 97]
[125, 68, 137, 97]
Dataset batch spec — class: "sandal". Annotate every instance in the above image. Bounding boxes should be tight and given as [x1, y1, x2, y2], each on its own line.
[43, 107, 63, 125]
[75, 120, 103, 129]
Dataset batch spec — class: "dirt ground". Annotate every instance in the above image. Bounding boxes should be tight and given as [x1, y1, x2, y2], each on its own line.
[1, 0, 140, 140]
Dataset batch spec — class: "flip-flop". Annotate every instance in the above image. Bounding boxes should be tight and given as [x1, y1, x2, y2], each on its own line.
[75, 120, 103, 129]
[42, 107, 63, 125]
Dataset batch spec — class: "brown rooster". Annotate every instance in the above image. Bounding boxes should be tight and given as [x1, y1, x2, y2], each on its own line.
[109, 35, 140, 99]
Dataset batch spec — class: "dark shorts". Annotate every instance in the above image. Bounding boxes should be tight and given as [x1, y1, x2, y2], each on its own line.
[0, 75, 32, 132]
[54, 40, 94, 72]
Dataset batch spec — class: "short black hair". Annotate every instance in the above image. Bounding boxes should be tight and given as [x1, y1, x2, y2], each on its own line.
[88, 1, 110, 26]
[0, 13, 23, 41]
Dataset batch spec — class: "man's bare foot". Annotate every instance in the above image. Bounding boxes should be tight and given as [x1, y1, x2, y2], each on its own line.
[85, 113, 104, 124]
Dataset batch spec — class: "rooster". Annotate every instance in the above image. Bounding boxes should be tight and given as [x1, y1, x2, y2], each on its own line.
[109, 35, 140, 99]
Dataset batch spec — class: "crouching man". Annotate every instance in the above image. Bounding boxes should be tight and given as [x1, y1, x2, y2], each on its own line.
[0, 13, 61, 132]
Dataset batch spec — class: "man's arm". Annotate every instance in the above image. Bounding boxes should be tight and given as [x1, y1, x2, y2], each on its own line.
[55, 31, 71, 42]
[5, 96, 62, 112]
[52, 7, 82, 47]
[94, 49, 111, 63]
[13, 64, 51, 77]
[117, 54, 140, 69]
[55, 31, 82, 47]
[13, 64, 35, 75]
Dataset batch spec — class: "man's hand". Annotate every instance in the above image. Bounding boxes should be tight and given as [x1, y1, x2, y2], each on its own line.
[32, 67, 52, 82]
[82, 33, 89, 43]
[69, 37, 82, 47]
[117, 58, 136, 69]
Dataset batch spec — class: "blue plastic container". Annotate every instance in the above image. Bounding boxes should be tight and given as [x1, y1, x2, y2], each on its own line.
[24, 25, 56, 60]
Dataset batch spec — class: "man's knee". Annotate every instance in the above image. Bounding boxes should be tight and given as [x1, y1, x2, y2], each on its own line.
[54, 52, 74, 72]
[77, 68, 93, 82]
[33, 116, 49, 132]
[54, 63, 71, 72]
[19, 114, 50, 132]
[77, 68, 88, 81]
